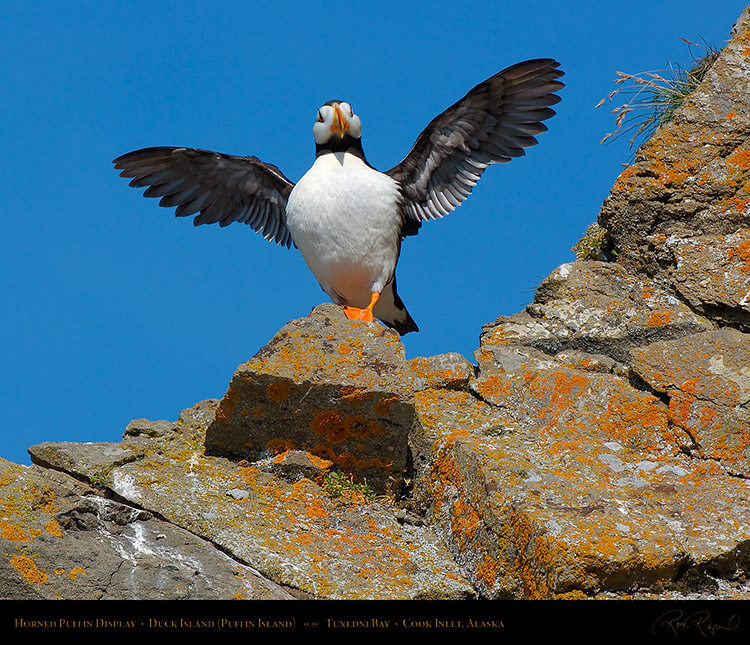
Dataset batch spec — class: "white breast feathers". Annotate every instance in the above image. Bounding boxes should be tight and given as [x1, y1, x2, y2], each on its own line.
[286, 152, 402, 309]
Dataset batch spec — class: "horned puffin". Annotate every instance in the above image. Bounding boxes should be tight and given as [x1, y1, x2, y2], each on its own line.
[113, 59, 564, 335]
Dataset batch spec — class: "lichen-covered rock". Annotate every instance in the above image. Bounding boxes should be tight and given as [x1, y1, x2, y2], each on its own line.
[109, 451, 471, 600]
[406, 246, 750, 598]
[599, 10, 750, 330]
[29, 440, 149, 479]
[631, 328, 750, 476]
[255, 449, 335, 483]
[26, 399, 473, 600]
[409, 353, 475, 390]
[667, 229, 750, 329]
[205, 303, 423, 493]
[412, 358, 750, 599]
[0, 459, 297, 600]
[480, 261, 713, 363]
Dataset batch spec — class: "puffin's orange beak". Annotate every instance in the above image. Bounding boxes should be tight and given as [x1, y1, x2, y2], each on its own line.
[330, 103, 350, 138]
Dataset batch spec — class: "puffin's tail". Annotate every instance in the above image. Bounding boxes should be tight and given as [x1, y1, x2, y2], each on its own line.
[374, 277, 419, 335]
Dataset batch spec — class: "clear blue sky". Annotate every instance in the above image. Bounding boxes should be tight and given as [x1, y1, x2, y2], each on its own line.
[1, 1, 745, 465]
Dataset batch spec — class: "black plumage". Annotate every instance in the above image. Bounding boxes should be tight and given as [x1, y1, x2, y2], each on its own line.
[387, 59, 564, 226]
[113, 147, 295, 247]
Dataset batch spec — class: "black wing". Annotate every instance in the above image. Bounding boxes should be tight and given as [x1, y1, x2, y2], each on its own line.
[113, 146, 295, 247]
[387, 59, 564, 227]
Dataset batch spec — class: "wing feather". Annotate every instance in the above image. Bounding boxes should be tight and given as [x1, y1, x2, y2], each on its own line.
[113, 146, 295, 247]
[388, 58, 564, 227]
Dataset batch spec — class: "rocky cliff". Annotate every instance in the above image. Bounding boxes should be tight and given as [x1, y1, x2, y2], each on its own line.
[3, 9, 750, 601]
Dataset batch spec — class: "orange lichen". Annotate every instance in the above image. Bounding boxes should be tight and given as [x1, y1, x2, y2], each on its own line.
[451, 498, 482, 548]
[650, 157, 701, 188]
[222, 385, 239, 407]
[647, 312, 674, 327]
[640, 283, 656, 300]
[668, 391, 701, 440]
[44, 520, 63, 538]
[726, 149, 750, 171]
[475, 373, 513, 401]
[432, 437, 463, 484]
[265, 438, 297, 454]
[738, 29, 750, 56]
[10, 555, 47, 585]
[265, 381, 290, 402]
[728, 239, 750, 272]
[27, 485, 57, 515]
[311, 410, 385, 444]
[271, 449, 333, 471]
[374, 395, 399, 416]
[507, 507, 553, 600]
[533, 370, 590, 425]
[335, 452, 393, 471]
[290, 481, 329, 519]
[0, 469, 18, 487]
[476, 553, 500, 590]
[612, 164, 637, 191]
[215, 402, 234, 424]
[311, 410, 347, 443]
[725, 196, 750, 215]
[0, 521, 29, 542]
[306, 452, 334, 470]
[339, 386, 370, 405]
[310, 443, 337, 463]
[556, 590, 589, 600]
[698, 405, 716, 426]
[335, 452, 356, 468]
[599, 387, 670, 448]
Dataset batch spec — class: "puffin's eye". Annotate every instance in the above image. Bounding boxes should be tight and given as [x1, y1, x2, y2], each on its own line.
[317, 111, 324, 122]
[349, 106, 354, 117]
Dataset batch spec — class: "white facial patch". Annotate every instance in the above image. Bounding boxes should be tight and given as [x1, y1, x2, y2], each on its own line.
[341, 103, 362, 139]
[312, 102, 362, 144]
[313, 105, 333, 144]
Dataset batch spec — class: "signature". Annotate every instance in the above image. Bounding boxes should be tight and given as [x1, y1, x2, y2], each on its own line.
[653, 610, 740, 638]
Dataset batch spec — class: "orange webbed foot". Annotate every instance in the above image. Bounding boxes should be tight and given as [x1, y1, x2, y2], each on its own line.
[343, 306, 374, 322]
[342, 292, 380, 323]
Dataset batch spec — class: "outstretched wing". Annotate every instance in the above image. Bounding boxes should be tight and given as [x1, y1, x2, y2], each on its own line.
[387, 59, 564, 228]
[113, 146, 296, 247]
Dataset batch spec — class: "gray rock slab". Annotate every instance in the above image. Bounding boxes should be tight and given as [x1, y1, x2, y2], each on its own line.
[0, 459, 299, 599]
[480, 261, 712, 363]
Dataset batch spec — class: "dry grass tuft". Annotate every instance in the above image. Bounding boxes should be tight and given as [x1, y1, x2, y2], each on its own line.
[597, 39, 719, 151]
